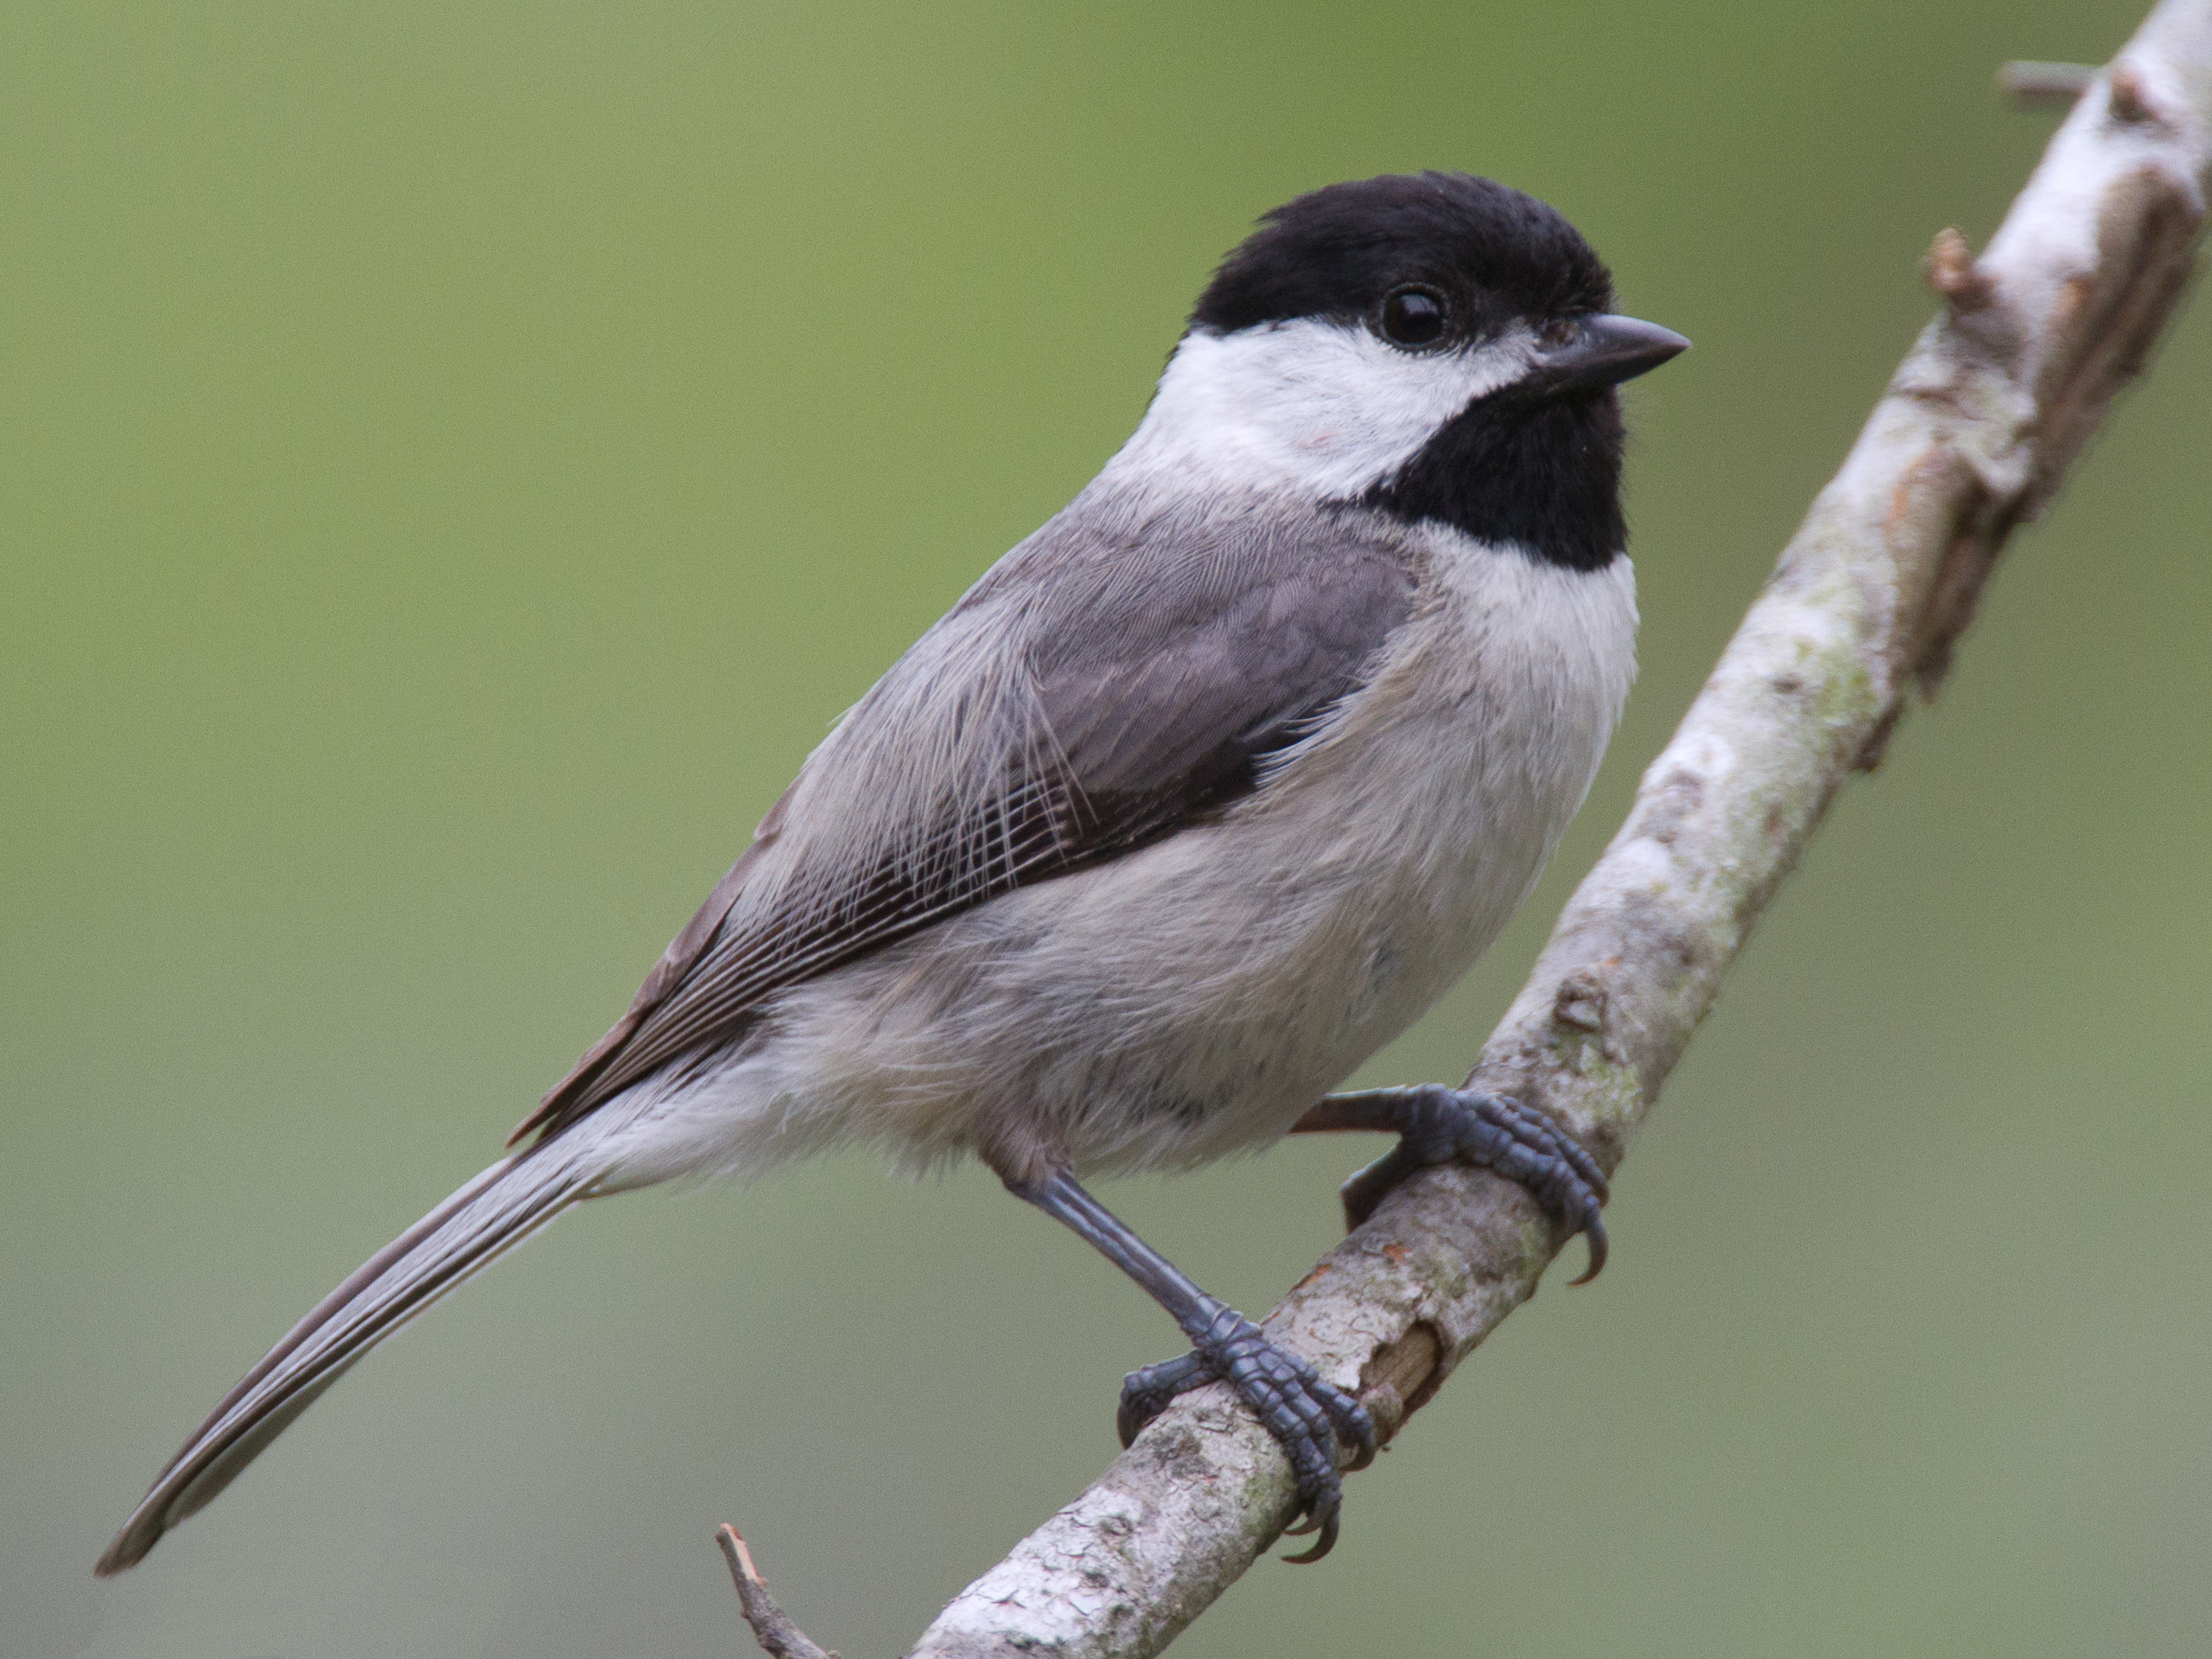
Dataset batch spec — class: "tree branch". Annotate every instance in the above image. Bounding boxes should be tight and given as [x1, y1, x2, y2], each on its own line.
[718, 1526, 840, 1659]
[725, 6, 2211, 1654]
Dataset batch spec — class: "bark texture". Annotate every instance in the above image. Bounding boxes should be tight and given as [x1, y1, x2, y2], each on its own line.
[873, 8, 2212, 1655]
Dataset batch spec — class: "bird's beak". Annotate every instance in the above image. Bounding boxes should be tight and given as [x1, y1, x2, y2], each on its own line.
[1532, 313, 1689, 394]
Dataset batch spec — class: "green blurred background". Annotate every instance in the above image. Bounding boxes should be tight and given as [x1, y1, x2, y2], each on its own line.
[5, 2, 2207, 1654]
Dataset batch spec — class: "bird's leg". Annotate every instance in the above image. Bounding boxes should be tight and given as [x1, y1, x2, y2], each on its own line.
[1006, 1169, 1376, 1563]
[1290, 1086, 1610, 1281]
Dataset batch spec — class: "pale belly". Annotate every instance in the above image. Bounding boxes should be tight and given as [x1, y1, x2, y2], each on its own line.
[589, 539, 1636, 1192]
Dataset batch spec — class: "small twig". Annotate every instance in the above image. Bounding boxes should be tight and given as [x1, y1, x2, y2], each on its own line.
[1998, 61, 2098, 105]
[716, 1525, 840, 1659]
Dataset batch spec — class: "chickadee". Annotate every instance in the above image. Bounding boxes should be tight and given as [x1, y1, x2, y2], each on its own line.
[98, 170, 1684, 1575]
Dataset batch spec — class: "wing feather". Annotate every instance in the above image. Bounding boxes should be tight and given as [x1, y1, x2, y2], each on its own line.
[513, 496, 1418, 1145]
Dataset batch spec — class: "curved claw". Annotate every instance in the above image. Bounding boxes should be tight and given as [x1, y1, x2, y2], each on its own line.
[1568, 1209, 1608, 1285]
[1281, 1503, 1340, 1565]
[1324, 1086, 1613, 1284]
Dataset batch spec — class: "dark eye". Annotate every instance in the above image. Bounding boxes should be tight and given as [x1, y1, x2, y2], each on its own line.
[1379, 285, 1448, 348]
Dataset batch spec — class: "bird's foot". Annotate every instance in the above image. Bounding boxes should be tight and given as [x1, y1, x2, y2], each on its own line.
[1315, 1086, 1610, 1280]
[1116, 1303, 1376, 1563]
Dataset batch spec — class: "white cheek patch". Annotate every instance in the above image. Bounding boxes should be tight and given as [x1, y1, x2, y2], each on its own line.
[1109, 318, 1538, 500]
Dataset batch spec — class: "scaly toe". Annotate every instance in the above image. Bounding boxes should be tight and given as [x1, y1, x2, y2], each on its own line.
[1116, 1351, 1212, 1449]
[1116, 1312, 1371, 1562]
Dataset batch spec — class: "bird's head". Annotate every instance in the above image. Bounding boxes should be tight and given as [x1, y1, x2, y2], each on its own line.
[1126, 171, 1686, 569]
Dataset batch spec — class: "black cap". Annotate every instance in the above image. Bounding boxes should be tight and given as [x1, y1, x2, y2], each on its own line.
[1191, 173, 1616, 343]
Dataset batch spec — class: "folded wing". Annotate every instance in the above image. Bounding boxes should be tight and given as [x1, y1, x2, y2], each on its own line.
[516, 496, 1419, 1144]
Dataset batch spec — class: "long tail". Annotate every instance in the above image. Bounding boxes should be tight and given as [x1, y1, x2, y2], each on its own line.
[96, 1143, 595, 1576]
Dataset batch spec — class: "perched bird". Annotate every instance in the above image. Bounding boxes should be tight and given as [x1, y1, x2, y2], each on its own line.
[97, 170, 1684, 1575]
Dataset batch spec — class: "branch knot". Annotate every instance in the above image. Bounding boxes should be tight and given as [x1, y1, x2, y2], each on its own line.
[1924, 227, 1998, 310]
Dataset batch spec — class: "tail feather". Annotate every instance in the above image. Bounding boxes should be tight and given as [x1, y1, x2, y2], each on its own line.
[97, 1146, 592, 1576]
